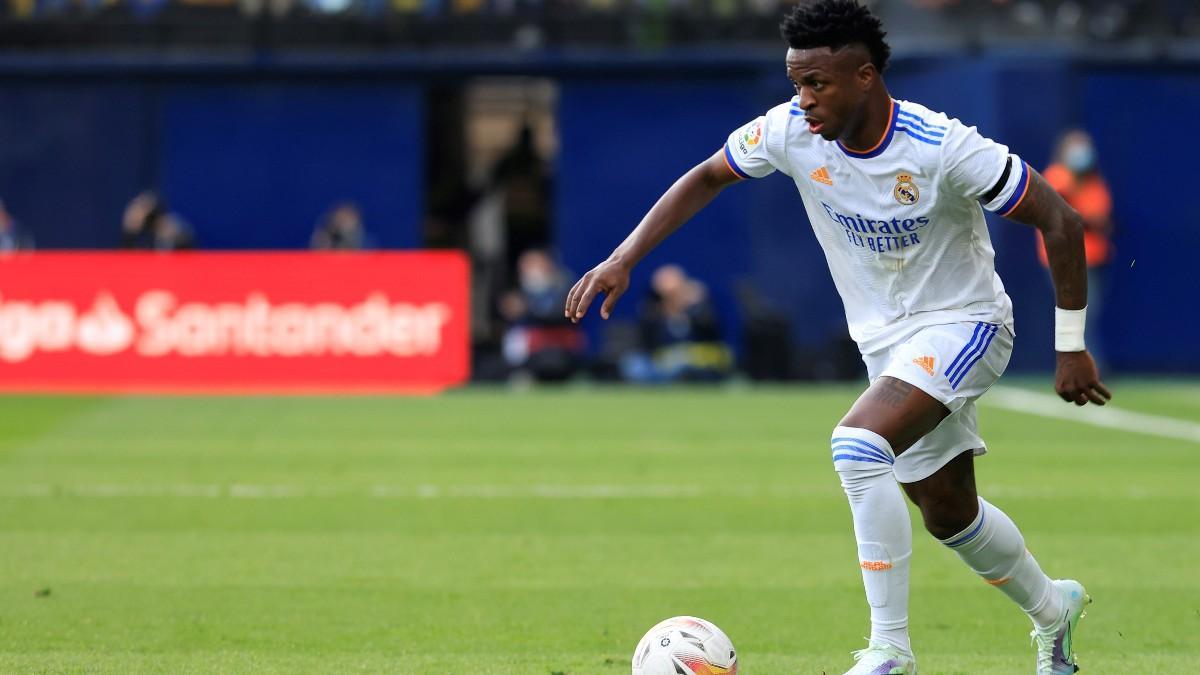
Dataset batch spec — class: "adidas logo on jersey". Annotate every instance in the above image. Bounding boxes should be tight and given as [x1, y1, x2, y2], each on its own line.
[912, 356, 935, 376]
[810, 167, 833, 186]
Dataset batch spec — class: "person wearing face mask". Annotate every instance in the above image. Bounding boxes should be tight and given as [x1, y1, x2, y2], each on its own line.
[499, 248, 586, 382]
[1038, 130, 1113, 367]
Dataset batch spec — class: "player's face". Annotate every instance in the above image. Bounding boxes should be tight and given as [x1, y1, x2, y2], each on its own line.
[786, 46, 874, 142]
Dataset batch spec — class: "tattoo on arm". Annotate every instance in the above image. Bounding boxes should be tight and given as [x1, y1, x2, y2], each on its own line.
[1004, 168, 1065, 230]
[1004, 168, 1087, 310]
[870, 377, 914, 409]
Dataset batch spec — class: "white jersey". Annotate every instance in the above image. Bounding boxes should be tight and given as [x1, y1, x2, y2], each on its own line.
[723, 97, 1031, 354]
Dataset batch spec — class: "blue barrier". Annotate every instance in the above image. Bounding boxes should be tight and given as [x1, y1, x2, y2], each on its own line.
[0, 50, 1195, 372]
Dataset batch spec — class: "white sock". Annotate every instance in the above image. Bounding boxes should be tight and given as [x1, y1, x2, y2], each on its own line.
[940, 497, 1064, 629]
[832, 426, 912, 653]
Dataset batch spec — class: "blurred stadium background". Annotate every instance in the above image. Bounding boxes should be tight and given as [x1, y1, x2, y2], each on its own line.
[0, 0, 1197, 382]
[1, 1, 1199, 673]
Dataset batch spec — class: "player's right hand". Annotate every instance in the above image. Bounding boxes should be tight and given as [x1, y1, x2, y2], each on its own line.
[565, 259, 631, 323]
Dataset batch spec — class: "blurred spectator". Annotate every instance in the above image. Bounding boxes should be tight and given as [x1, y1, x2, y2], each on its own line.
[121, 191, 195, 251]
[499, 249, 585, 382]
[909, 0, 1010, 7]
[311, 202, 373, 251]
[0, 199, 33, 252]
[1037, 129, 1113, 365]
[490, 123, 552, 275]
[8, 0, 1199, 40]
[463, 120, 554, 380]
[621, 264, 732, 383]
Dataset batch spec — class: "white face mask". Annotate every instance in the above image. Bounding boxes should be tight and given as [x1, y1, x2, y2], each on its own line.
[521, 269, 554, 294]
[1063, 143, 1096, 173]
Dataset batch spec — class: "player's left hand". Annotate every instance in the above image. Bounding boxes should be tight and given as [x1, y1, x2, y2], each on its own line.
[1054, 350, 1111, 406]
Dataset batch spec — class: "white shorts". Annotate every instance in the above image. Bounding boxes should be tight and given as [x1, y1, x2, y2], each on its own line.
[861, 321, 1014, 483]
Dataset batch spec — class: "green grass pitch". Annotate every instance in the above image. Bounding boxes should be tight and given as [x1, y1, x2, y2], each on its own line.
[1, 381, 1198, 673]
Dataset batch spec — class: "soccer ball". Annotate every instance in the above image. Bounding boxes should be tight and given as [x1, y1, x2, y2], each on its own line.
[631, 616, 737, 675]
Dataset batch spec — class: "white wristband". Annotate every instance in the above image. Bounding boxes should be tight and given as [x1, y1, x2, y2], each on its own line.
[1055, 306, 1087, 352]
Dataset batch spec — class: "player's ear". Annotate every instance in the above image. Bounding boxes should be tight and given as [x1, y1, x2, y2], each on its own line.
[856, 63, 876, 91]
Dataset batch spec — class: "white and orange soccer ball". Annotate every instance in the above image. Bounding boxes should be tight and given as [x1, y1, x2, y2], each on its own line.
[631, 616, 738, 675]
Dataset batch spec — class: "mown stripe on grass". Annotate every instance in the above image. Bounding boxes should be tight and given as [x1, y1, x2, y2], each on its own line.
[985, 387, 1200, 444]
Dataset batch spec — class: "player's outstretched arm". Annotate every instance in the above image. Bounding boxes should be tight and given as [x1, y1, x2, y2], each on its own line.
[564, 149, 743, 322]
[1004, 168, 1112, 406]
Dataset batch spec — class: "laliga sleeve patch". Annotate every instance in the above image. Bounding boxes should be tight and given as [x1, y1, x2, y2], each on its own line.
[733, 119, 763, 158]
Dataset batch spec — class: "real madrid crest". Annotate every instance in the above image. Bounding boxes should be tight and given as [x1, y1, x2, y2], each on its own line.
[894, 173, 919, 205]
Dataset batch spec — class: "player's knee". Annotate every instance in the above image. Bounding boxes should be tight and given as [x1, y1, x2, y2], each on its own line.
[831, 426, 896, 494]
[918, 493, 978, 540]
[921, 510, 969, 541]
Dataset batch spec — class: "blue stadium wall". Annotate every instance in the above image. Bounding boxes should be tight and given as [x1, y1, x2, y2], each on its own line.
[0, 53, 1195, 373]
[0, 69, 425, 251]
[556, 55, 1200, 374]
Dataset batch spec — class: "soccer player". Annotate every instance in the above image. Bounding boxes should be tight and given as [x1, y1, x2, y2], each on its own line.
[563, 1, 1111, 672]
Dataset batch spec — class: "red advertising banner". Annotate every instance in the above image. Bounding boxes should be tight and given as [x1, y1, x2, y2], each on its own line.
[0, 252, 469, 393]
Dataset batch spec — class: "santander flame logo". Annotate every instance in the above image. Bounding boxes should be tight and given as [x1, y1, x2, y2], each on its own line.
[77, 293, 136, 355]
[0, 291, 453, 362]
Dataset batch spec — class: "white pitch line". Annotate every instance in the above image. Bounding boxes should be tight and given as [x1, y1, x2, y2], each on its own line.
[0, 481, 1190, 500]
[984, 386, 1200, 445]
[0, 483, 731, 500]
[369, 484, 708, 499]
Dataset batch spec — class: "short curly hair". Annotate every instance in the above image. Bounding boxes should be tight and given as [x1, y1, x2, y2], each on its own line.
[780, 0, 891, 73]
